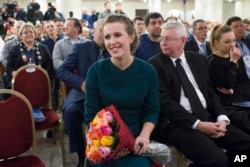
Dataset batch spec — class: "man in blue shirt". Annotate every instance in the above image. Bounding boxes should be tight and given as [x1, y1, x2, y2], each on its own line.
[134, 12, 163, 61]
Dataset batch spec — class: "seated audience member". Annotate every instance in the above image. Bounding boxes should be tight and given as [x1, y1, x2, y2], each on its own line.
[5, 22, 53, 89]
[226, 16, 250, 81]
[243, 18, 250, 32]
[42, 20, 61, 56]
[148, 21, 250, 167]
[34, 24, 46, 42]
[182, 21, 194, 41]
[81, 27, 90, 39]
[134, 12, 163, 60]
[42, 20, 62, 114]
[54, 18, 65, 39]
[56, 19, 109, 167]
[84, 14, 159, 167]
[184, 19, 212, 56]
[133, 16, 146, 37]
[53, 18, 88, 70]
[206, 20, 217, 40]
[81, 19, 87, 28]
[2, 20, 25, 68]
[207, 24, 250, 133]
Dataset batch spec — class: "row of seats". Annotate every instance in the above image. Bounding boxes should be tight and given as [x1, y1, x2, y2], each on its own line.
[0, 64, 65, 167]
[0, 64, 191, 167]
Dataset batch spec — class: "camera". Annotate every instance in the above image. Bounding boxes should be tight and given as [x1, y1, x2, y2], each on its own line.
[48, 2, 56, 12]
[27, 2, 40, 24]
[1, 0, 18, 21]
[44, 2, 57, 20]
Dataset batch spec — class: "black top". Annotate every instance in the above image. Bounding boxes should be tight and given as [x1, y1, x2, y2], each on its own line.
[207, 54, 250, 105]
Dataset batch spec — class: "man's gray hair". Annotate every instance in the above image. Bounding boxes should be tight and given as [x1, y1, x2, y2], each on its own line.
[94, 19, 104, 29]
[161, 21, 187, 38]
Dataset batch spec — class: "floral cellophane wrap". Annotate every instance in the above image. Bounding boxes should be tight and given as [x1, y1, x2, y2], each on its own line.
[86, 105, 135, 163]
[86, 105, 172, 165]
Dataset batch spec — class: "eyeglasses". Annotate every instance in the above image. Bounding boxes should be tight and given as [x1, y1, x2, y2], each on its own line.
[195, 26, 208, 31]
[158, 37, 182, 43]
[22, 31, 34, 35]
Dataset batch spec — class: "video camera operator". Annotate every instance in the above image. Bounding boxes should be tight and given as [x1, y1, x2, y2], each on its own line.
[44, 2, 64, 21]
[27, 2, 43, 25]
[1, 1, 27, 24]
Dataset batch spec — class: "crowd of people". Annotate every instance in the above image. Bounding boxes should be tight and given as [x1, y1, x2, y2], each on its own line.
[1, 1, 250, 167]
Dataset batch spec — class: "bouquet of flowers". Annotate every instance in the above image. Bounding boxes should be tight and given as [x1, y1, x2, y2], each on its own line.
[85, 105, 135, 163]
[85, 105, 172, 165]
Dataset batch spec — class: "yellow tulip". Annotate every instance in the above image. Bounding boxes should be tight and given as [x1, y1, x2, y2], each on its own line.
[100, 136, 114, 146]
[93, 139, 101, 147]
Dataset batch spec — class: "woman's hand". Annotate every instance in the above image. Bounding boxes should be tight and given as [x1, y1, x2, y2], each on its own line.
[217, 87, 233, 95]
[134, 135, 149, 155]
[230, 46, 241, 63]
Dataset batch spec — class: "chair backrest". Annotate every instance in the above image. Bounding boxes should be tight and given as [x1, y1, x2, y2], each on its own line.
[0, 89, 36, 159]
[12, 64, 52, 108]
[60, 81, 71, 100]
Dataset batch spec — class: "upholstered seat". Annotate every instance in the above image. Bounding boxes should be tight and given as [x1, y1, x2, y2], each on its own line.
[0, 89, 46, 167]
[11, 64, 65, 167]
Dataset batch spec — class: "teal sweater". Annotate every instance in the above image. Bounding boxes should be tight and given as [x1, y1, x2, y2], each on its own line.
[85, 58, 160, 136]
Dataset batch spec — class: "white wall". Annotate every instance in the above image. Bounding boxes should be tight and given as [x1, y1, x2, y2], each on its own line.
[0, 0, 249, 24]
[222, 1, 235, 23]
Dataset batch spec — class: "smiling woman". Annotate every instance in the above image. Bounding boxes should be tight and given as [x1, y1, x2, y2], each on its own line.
[84, 15, 160, 167]
[3, 22, 53, 89]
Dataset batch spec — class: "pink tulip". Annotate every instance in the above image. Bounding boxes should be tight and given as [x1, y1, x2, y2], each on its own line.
[100, 146, 111, 158]
[100, 125, 112, 135]
[103, 111, 113, 123]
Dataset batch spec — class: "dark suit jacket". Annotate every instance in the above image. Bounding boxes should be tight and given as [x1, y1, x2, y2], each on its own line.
[4, 42, 53, 89]
[56, 41, 109, 109]
[6, 43, 53, 77]
[184, 38, 212, 56]
[148, 51, 226, 137]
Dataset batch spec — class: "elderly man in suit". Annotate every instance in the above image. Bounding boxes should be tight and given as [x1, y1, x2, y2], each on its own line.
[184, 19, 212, 56]
[56, 19, 109, 167]
[149, 21, 250, 167]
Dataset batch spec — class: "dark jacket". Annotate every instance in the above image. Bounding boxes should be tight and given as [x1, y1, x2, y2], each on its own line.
[56, 41, 110, 109]
[148, 51, 226, 139]
[134, 34, 161, 61]
[4, 43, 53, 88]
[184, 38, 212, 56]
